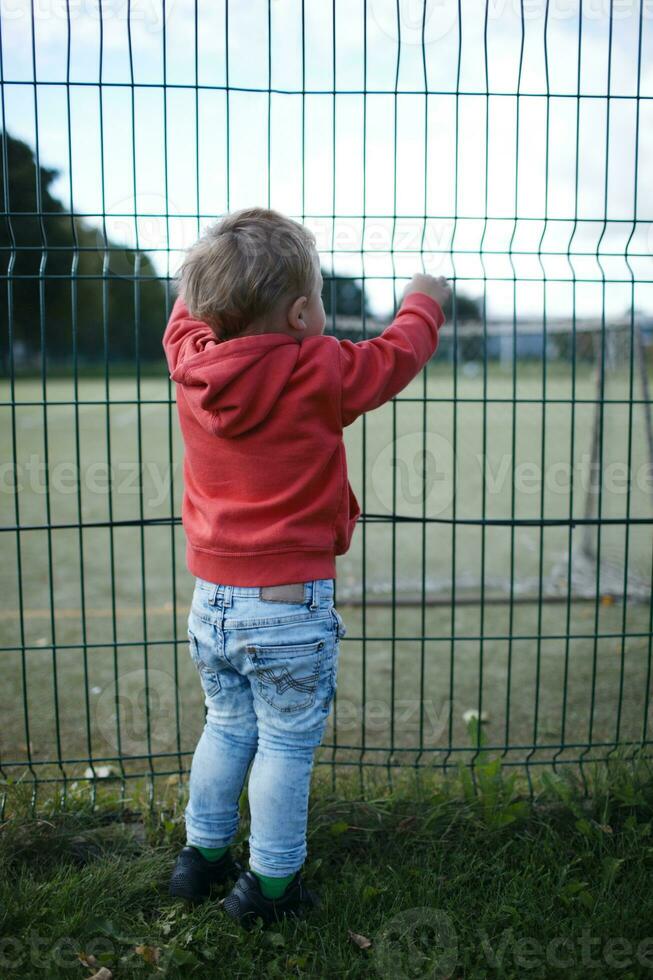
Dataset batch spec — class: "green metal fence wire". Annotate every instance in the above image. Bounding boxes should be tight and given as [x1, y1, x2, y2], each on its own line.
[1, 0, 652, 810]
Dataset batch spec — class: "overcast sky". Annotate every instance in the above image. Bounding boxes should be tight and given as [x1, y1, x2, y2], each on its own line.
[2, 0, 652, 317]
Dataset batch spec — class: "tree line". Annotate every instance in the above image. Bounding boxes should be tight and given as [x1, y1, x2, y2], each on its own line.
[0, 132, 479, 370]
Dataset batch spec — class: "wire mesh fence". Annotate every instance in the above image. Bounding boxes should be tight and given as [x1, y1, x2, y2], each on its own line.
[1, 0, 653, 807]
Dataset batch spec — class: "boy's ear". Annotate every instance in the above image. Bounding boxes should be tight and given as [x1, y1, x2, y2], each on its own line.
[287, 295, 308, 333]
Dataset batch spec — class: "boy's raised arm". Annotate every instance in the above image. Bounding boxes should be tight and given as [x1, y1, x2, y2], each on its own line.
[162, 296, 219, 377]
[338, 277, 449, 427]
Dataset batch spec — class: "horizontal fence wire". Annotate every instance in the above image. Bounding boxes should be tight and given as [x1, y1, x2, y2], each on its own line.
[1, 0, 653, 810]
[2, 515, 653, 533]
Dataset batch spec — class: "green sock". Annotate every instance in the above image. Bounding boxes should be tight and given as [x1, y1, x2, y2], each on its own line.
[193, 844, 229, 862]
[251, 869, 296, 899]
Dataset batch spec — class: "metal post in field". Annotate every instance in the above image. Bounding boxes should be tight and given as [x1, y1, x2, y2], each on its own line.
[636, 323, 653, 489]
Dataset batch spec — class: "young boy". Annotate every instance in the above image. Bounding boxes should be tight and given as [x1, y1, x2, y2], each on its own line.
[163, 207, 449, 926]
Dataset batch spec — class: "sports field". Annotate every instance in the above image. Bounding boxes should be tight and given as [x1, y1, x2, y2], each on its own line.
[1, 359, 652, 786]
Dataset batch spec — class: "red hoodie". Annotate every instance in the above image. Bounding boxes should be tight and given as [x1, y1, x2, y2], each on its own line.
[163, 292, 444, 586]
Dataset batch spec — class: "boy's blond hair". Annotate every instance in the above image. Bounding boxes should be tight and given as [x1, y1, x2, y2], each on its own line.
[178, 207, 319, 339]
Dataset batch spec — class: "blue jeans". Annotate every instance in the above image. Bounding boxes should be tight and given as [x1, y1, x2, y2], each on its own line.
[184, 577, 346, 877]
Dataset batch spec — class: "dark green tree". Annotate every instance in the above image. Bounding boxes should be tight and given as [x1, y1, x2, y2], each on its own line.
[321, 275, 370, 318]
[321, 274, 481, 322]
[0, 131, 167, 368]
[442, 290, 481, 322]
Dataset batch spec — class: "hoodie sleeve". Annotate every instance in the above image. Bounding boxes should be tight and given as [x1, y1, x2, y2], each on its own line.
[162, 297, 226, 434]
[162, 296, 219, 378]
[338, 292, 445, 427]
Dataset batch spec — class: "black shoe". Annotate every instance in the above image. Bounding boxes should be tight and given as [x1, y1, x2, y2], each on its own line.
[169, 846, 241, 903]
[221, 869, 319, 927]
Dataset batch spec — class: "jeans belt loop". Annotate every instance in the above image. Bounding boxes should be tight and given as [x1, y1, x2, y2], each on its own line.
[309, 579, 319, 610]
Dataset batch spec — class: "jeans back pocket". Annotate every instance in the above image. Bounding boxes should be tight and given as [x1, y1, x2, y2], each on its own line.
[188, 629, 222, 699]
[330, 607, 347, 638]
[247, 639, 325, 713]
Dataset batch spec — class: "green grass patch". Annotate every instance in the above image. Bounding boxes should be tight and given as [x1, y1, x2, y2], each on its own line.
[2, 758, 653, 979]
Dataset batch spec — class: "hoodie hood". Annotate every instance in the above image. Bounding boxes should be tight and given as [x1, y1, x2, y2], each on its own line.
[170, 335, 302, 438]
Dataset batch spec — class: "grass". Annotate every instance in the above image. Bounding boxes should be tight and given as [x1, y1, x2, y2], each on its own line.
[1, 361, 652, 786]
[2, 757, 653, 979]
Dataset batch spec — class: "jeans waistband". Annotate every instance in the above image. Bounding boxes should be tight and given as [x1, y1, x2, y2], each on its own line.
[195, 578, 333, 610]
